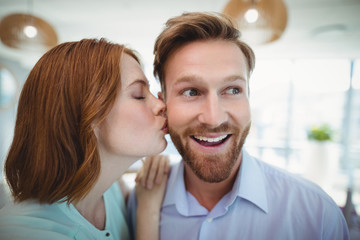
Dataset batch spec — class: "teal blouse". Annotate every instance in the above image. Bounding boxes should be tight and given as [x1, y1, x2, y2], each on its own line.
[0, 182, 129, 240]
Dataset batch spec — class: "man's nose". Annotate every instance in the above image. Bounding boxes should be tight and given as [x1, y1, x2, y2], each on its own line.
[198, 94, 227, 128]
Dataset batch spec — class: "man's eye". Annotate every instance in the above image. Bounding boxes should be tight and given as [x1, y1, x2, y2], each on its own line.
[225, 87, 241, 95]
[182, 89, 199, 97]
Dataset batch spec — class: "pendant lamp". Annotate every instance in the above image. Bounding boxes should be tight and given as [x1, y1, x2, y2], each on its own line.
[223, 0, 288, 45]
[0, 13, 58, 51]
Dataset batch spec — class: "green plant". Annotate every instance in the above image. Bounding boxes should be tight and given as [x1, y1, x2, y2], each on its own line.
[307, 124, 333, 142]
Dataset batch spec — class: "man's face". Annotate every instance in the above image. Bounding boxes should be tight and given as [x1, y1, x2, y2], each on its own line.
[163, 40, 251, 183]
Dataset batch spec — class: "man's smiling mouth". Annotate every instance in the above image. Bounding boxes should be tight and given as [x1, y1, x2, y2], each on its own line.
[191, 134, 231, 146]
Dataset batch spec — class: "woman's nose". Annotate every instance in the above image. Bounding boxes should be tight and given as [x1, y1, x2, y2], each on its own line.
[152, 96, 166, 117]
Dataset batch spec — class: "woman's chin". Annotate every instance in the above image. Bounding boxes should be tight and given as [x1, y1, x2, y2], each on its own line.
[154, 140, 168, 155]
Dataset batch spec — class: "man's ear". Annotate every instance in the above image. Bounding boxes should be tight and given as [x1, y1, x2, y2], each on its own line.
[158, 92, 164, 101]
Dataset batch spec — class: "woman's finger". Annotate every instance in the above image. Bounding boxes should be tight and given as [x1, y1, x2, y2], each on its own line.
[155, 156, 169, 184]
[146, 156, 160, 189]
[141, 157, 152, 187]
[135, 159, 145, 183]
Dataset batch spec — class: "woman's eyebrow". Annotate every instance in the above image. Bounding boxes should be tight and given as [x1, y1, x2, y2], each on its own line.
[126, 79, 149, 89]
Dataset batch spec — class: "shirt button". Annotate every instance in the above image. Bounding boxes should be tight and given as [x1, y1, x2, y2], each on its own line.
[105, 232, 110, 237]
[207, 218, 213, 222]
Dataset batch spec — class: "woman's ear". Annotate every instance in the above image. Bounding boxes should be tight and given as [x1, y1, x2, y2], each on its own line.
[91, 122, 99, 139]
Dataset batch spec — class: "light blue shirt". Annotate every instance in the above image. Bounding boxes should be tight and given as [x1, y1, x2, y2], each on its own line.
[128, 150, 349, 240]
[0, 182, 129, 240]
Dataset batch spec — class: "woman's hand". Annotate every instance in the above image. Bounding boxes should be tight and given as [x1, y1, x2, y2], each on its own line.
[136, 155, 170, 190]
[135, 155, 170, 209]
[135, 155, 170, 240]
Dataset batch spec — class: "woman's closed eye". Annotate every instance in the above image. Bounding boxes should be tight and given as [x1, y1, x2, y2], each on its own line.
[133, 94, 145, 100]
[132, 86, 146, 100]
[128, 79, 150, 100]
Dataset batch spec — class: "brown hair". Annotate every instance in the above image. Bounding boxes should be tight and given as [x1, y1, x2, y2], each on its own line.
[5, 38, 139, 204]
[153, 12, 256, 96]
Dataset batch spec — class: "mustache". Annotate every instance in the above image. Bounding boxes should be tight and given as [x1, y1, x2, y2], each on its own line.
[182, 123, 239, 136]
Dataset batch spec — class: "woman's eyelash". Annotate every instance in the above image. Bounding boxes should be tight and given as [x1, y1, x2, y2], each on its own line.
[134, 96, 145, 100]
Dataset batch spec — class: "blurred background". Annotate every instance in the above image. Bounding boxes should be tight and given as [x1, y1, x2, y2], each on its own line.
[1, 0, 360, 234]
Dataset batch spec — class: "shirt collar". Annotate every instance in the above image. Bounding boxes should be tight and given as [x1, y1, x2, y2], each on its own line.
[230, 150, 269, 213]
[162, 149, 269, 214]
[162, 161, 190, 215]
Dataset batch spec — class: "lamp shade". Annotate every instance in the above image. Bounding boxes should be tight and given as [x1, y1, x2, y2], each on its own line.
[0, 13, 58, 51]
[223, 0, 288, 45]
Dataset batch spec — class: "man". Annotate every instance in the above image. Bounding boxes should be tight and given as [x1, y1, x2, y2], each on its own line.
[128, 12, 349, 240]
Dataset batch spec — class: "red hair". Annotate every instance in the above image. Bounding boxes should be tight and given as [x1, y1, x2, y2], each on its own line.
[5, 38, 139, 203]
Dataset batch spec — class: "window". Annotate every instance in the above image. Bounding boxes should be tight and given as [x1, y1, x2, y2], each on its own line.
[245, 58, 360, 208]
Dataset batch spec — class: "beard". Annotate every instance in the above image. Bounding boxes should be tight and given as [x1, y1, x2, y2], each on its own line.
[169, 122, 251, 183]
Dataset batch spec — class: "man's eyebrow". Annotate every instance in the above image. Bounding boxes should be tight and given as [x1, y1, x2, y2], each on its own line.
[173, 75, 246, 86]
[223, 75, 247, 82]
[173, 75, 201, 85]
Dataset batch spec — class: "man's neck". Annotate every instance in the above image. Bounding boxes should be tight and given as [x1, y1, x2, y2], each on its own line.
[184, 157, 242, 211]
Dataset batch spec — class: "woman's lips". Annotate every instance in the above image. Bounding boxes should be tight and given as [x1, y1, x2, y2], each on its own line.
[161, 120, 168, 134]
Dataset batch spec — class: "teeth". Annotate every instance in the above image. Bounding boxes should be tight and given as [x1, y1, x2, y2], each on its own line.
[194, 135, 228, 142]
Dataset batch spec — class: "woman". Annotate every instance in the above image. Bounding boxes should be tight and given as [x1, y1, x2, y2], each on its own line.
[0, 38, 169, 240]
